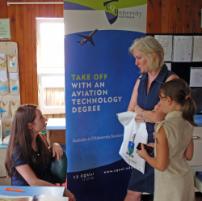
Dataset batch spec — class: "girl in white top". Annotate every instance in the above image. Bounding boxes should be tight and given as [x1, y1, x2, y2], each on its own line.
[137, 79, 196, 201]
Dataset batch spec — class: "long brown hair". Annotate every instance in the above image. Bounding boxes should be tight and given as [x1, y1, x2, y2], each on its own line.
[5, 104, 50, 176]
[160, 79, 196, 125]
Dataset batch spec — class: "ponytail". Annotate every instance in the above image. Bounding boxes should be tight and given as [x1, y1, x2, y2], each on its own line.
[182, 97, 196, 126]
[160, 79, 196, 125]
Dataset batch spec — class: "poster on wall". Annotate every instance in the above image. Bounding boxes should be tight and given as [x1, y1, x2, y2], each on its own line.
[64, 1, 147, 201]
[0, 42, 20, 144]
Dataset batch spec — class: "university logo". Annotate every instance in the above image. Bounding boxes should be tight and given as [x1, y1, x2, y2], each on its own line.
[103, 0, 119, 24]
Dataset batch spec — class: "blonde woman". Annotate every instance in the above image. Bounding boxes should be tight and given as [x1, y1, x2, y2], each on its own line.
[124, 36, 178, 201]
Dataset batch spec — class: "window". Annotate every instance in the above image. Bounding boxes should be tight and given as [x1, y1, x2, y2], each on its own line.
[36, 18, 65, 114]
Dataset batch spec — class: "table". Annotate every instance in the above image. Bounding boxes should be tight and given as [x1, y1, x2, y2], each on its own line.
[0, 186, 65, 197]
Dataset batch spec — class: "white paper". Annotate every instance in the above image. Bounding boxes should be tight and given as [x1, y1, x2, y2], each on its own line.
[9, 72, 18, 80]
[155, 35, 173, 61]
[190, 67, 202, 87]
[0, 53, 6, 65]
[0, 70, 8, 82]
[0, 18, 11, 39]
[0, 53, 7, 70]
[8, 55, 18, 72]
[165, 63, 171, 71]
[173, 36, 193, 62]
[192, 36, 202, 62]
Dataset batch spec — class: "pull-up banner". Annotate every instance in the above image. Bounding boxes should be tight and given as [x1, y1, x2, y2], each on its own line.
[64, 1, 146, 201]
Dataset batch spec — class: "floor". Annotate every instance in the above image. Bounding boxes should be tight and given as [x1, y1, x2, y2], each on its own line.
[141, 192, 202, 201]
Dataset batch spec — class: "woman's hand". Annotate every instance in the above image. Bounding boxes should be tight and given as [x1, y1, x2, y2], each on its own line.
[52, 143, 63, 160]
[135, 105, 144, 115]
[135, 114, 144, 122]
[64, 189, 76, 201]
[135, 105, 145, 122]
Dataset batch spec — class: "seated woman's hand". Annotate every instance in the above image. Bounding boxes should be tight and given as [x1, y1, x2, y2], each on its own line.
[52, 143, 63, 160]
[64, 189, 76, 201]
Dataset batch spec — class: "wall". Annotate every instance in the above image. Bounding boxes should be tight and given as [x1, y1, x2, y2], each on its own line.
[0, 0, 202, 104]
[147, 0, 202, 33]
[0, 0, 63, 104]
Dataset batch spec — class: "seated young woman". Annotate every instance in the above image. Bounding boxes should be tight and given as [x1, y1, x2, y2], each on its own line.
[5, 104, 76, 201]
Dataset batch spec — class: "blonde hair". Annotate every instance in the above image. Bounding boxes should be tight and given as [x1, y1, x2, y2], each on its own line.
[129, 36, 164, 70]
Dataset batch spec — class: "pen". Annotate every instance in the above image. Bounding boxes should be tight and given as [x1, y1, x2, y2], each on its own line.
[4, 187, 24, 192]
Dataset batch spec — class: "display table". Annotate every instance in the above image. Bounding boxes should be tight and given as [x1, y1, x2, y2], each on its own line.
[0, 186, 65, 197]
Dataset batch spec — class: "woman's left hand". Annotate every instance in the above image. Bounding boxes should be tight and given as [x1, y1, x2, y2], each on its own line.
[135, 114, 144, 122]
[135, 105, 144, 115]
[52, 143, 63, 160]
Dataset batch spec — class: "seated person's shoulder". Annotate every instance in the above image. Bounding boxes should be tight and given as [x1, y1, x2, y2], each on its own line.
[12, 145, 28, 167]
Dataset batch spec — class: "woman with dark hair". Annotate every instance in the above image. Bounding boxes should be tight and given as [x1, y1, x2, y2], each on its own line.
[5, 104, 76, 201]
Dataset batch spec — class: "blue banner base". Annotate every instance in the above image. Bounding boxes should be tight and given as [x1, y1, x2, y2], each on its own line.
[67, 160, 132, 201]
